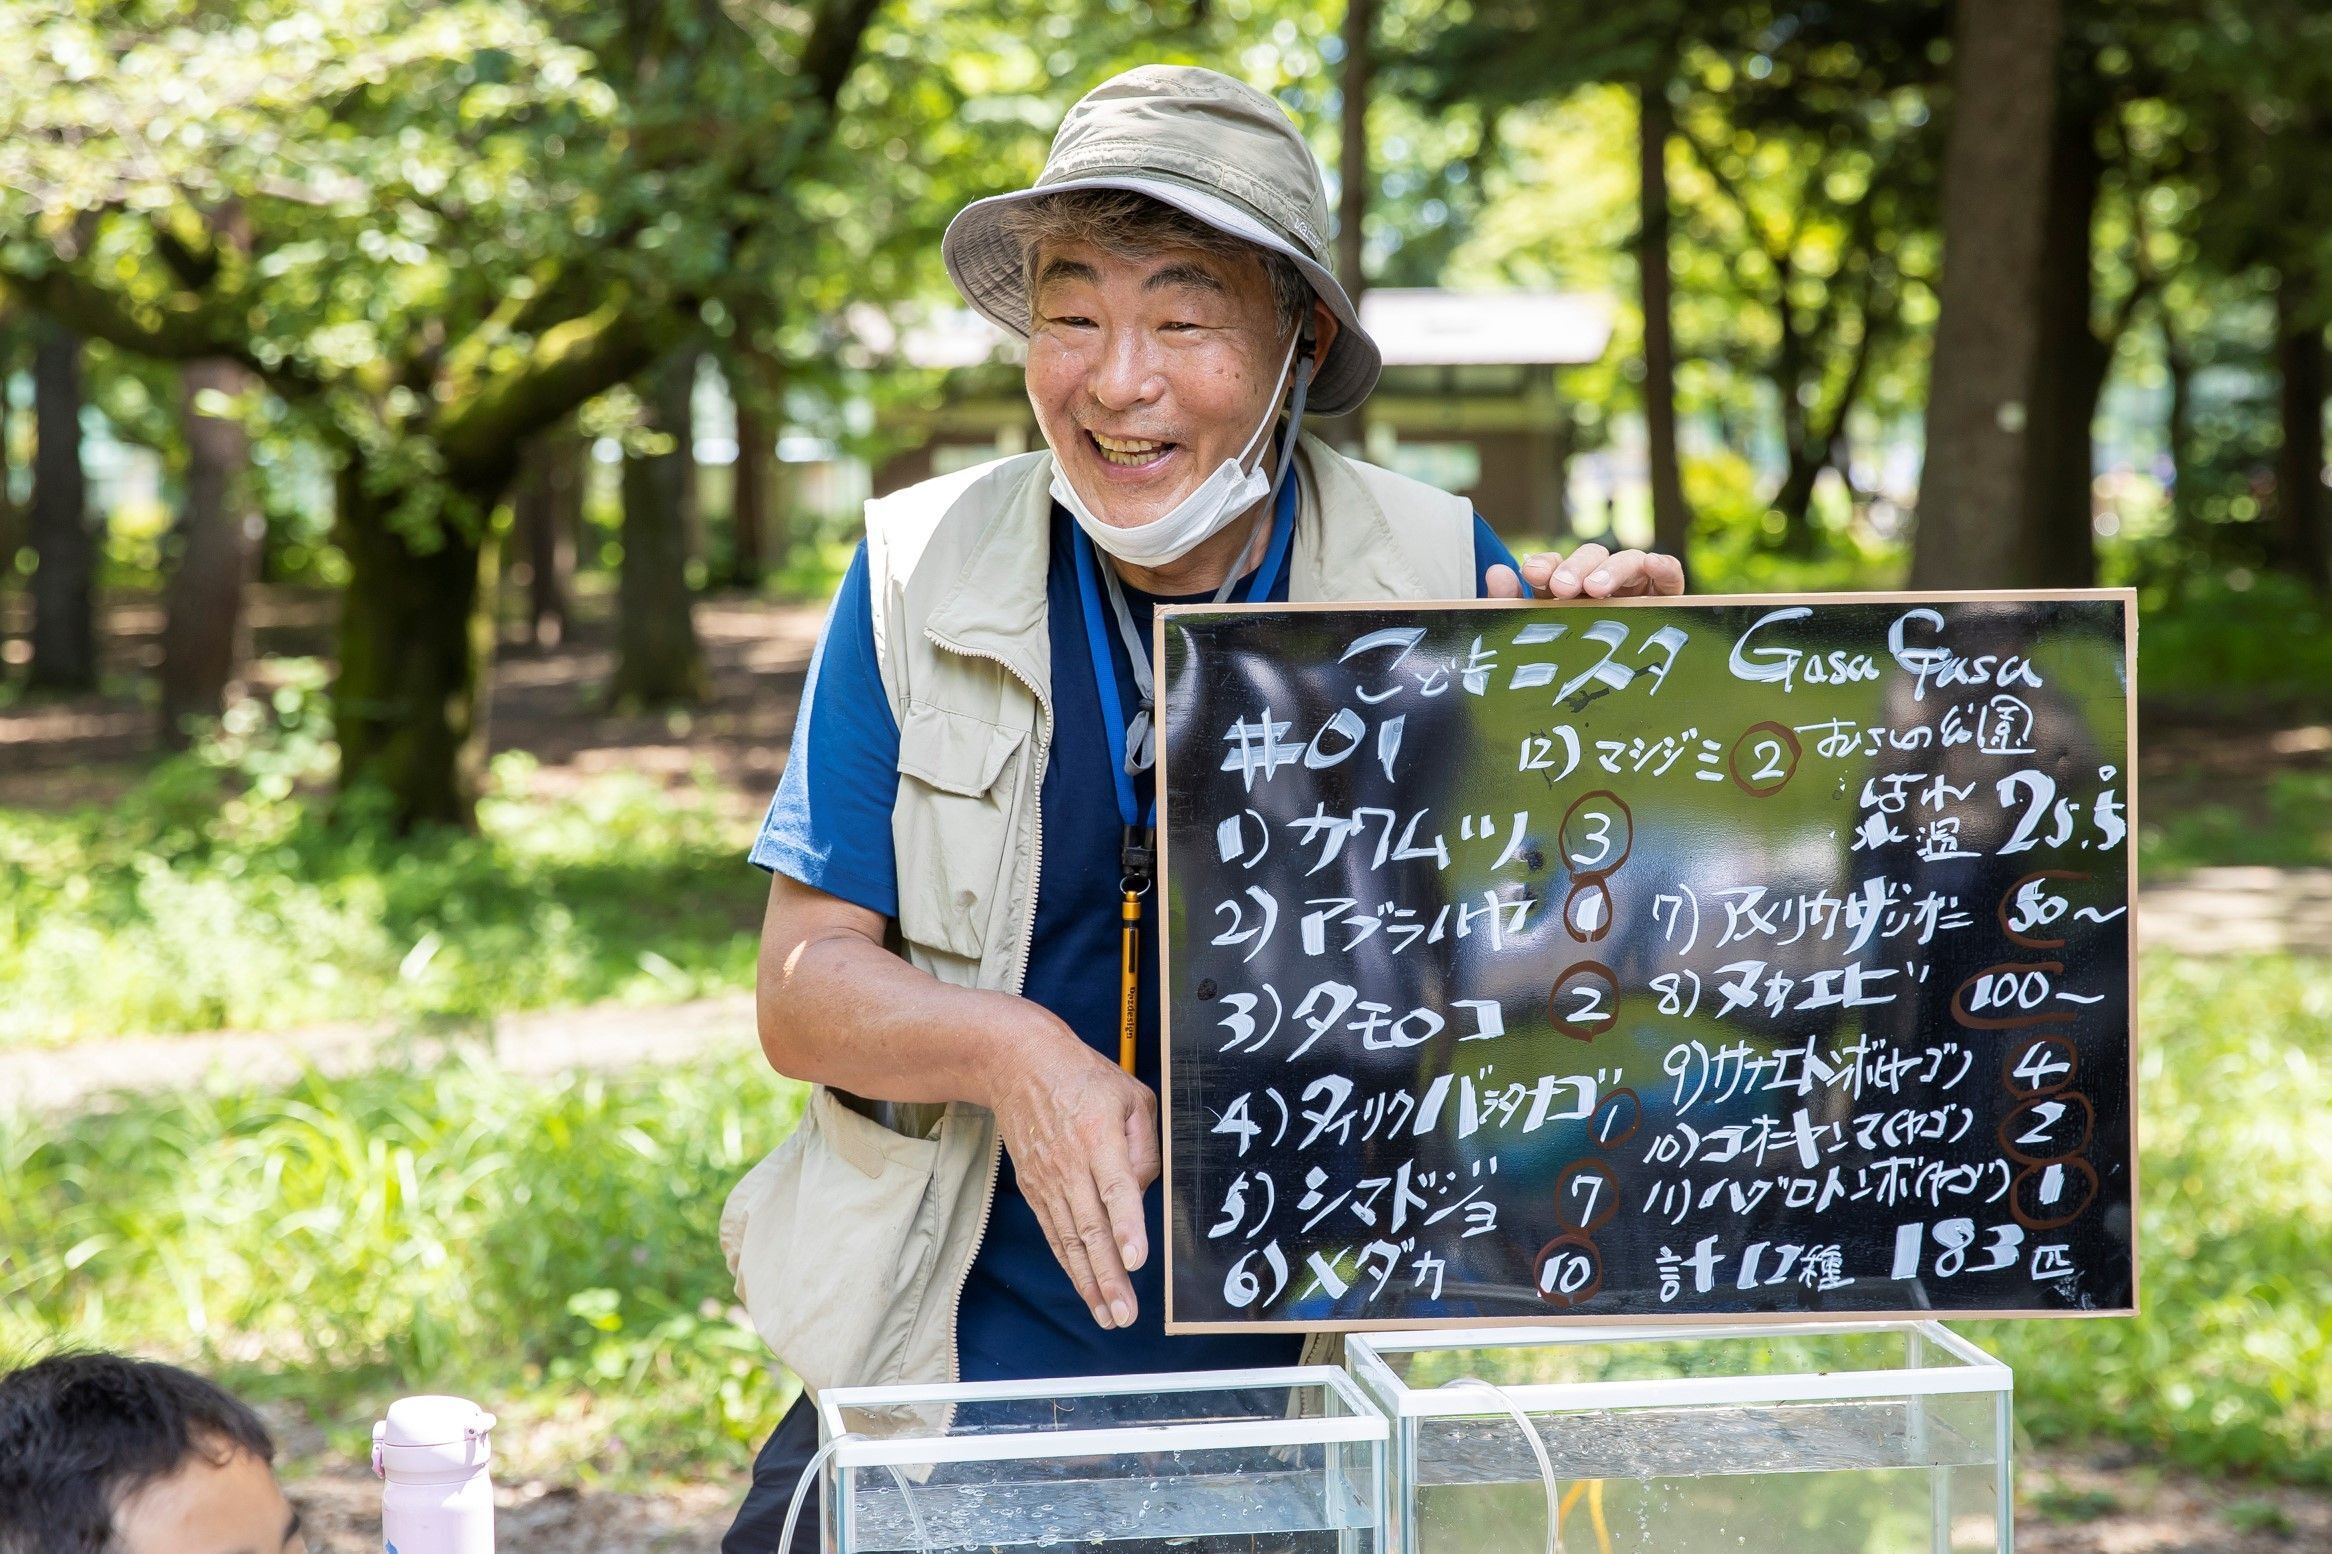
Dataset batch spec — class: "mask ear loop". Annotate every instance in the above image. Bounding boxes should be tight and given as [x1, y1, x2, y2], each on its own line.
[1268, 327, 1317, 502]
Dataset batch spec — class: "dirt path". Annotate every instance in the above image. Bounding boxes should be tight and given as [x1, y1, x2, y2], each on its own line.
[2138, 866, 2332, 955]
[0, 991, 759, 1114]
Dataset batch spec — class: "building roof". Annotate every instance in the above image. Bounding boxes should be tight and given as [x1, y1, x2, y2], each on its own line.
[1360, 289, 1612, 368]
[847, 289, 1614, 373]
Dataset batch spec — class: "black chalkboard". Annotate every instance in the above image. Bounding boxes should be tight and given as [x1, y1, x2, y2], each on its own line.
[1157, 592, 2137, 1331]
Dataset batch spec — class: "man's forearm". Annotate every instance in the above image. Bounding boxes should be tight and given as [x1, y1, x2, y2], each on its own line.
[756, 925, 1075, 1110]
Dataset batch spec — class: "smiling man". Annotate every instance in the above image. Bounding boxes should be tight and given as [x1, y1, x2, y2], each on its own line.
[719, 64, 1684, 1552]
[0, 1352, 307, 1554]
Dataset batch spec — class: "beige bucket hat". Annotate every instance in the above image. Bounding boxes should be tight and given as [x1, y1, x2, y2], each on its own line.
[942, 65, 1382, 418]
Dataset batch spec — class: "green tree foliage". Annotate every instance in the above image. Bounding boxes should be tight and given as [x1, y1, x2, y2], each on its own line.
[0, 0, 883, 827]
[1407, 4, 1952, 566]
[2134, 0, 2332, 591]
[1667, 9, 1944, 551]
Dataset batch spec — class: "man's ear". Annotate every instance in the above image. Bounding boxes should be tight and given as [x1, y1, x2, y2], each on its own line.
[1307, 298, 1338, 369]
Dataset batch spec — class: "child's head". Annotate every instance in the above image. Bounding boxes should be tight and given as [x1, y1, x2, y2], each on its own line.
[0, 1352, 307, 1554]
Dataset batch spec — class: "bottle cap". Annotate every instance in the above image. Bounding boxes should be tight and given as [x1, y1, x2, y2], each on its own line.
[372, 1395, 495, 1481]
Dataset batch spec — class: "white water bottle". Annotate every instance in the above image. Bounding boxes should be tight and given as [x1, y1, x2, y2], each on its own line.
[371, 1395, 497, 1554]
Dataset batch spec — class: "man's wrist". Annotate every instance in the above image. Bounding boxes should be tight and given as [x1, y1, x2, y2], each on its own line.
[962, 994, 1089, 1115]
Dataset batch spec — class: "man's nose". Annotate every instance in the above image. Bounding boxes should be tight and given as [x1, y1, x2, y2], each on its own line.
[1087, 327, 1162, 410]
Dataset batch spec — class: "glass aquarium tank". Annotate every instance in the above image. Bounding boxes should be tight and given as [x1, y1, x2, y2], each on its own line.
[817, 1367, 1389, 1554]
[1345, 1322, 2011, 1554]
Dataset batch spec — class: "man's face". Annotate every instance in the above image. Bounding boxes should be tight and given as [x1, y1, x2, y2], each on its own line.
[112, 1440, 307, 1554]
[1025, 238, 1291, 530]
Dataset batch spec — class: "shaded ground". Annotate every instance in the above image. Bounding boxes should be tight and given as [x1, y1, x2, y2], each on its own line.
[7, 583, 2330, 831]
[2138, 704, 2332, 823]
[2017, 1447, 2332, 1554]
[288, 1461, 733, 1554]
[0, 580, 824, 816]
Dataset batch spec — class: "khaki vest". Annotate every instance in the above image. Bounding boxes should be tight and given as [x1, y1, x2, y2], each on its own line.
[721, 433, 1474, 1398]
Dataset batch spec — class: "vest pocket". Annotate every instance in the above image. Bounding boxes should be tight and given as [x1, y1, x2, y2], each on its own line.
[720, 1085, 944, 1397]
[893, 700, 1027, 963]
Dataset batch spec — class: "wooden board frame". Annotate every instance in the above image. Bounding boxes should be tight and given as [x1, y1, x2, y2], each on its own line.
[1153, 587, 2140, 1334]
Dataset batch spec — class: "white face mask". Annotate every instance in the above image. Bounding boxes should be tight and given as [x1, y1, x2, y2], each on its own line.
[1049, 331, 1301, 569]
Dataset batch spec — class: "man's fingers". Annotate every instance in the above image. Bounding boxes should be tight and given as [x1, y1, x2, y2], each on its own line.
[1101, 1179, 1148, 1274]
[1065, 1174, 1137, 1327]
[1098, 1165, 1149, 1275]
[1547, 544, 1610, 598]
[1581, 549, 1654, 597]
[1647, 552, 1688, 595]
[1032, 1190, 1109, 1326]
[1485, 563, 1524, 599]
[1114, 1102, 1163, 1272]
[1093, 1112, 1153, 1275]
[1124, 1102, 1162, 1190]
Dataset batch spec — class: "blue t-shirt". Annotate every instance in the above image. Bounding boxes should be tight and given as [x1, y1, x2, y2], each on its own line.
[750, 480, 1520, 1380]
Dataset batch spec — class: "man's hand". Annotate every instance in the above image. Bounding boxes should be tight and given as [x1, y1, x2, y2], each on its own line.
[1486, 542, 1686, 600]
[986, 1033, 1161, 1331]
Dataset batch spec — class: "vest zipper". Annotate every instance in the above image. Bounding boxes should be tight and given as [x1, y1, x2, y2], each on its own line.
[922, 629, 1053, 1390]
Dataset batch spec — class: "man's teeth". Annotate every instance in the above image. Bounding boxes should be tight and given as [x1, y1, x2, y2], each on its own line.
[1093, 433, 1169, 466]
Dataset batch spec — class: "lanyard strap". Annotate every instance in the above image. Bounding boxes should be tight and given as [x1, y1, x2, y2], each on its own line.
[1078, 358, 1311, 1076]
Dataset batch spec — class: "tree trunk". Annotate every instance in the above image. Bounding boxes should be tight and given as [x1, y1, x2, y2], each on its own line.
[733, 393, 773, 587]
[612, 350, 705, 706]
[515, 419, 579, 648]
[1768, 253, 1818, 556]
[2163, 315, 2197, 563]
[0, 315, 19, 575]
[28, 317, 96, 691]
[2018, 89, 2108, 587]
[1770, 286, 1888, 554]
[159, 359, 258, 744]
[1770, 449, 1828, 548]
[2274, 270, 2330, 594]
[1639, 80, 1693, 577]
[333, 459, 497, 831]
[1319, 0, 1376, 454]
[1910, 0, 2063, 588]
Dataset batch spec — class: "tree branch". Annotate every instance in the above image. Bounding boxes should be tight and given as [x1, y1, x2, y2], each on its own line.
[1673, 115, 1788, 274]
[0, 262, 281, 390]
[435, 295, 661, 487]
[800, 0, 884, 109]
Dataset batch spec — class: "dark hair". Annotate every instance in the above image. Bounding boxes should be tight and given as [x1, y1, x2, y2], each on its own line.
[0, 1351, 277, 1554]
[999, 187, 1314, 340]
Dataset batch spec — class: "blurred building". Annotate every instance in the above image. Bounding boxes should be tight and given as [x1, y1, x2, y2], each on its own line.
[858, 289, 1614, 541]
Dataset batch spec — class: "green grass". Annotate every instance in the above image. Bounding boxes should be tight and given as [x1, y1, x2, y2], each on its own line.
[0, 691, 766, 1048]
[2140, 767, 2332, 875]
[0, 1051, 806, 1482]
[2, 950, 2325, 1484]
[1969, 952, 2332, 1484]
[2137, 573, 2332, 711]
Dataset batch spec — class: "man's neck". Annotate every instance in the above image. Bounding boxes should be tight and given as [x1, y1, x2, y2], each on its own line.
[1107, 493, 1274, 598]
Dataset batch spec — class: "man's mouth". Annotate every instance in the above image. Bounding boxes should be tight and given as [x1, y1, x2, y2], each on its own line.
[1089, 431, 1176, 469]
